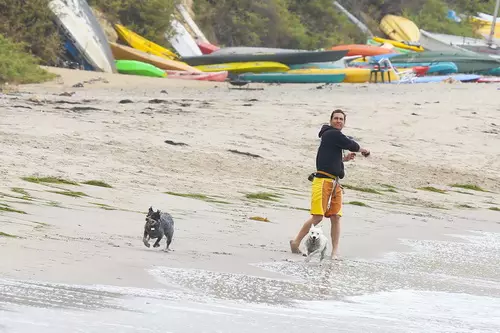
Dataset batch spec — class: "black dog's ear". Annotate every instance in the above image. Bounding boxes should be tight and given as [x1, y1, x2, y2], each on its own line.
[148, 206, 154, 213]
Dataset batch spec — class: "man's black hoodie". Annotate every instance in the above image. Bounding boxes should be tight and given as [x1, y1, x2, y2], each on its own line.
[315, 124, 360, 179]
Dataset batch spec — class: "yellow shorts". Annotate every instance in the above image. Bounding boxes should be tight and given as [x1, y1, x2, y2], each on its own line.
[310, 177, 343, 217]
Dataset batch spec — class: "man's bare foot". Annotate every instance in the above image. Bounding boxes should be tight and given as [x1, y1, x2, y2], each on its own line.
[290, 240, 301, 254]
[330, 252, 340, 260]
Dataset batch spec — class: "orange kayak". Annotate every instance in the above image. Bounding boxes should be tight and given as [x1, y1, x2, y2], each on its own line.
[109, 42, 201, 72]
[330, 44, 397, 57]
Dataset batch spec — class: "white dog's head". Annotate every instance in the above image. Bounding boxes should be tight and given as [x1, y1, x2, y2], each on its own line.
[308, 225, 323, 241]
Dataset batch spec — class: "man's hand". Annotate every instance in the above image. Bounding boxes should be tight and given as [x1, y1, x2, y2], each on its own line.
[359, 148, 370, 157]
[343, 152, 356, 162]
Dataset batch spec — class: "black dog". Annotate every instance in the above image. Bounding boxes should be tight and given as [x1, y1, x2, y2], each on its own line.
[143, 206, 175, 252]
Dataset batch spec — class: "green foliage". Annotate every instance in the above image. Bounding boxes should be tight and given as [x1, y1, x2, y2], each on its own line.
[88, 0, 179, 45]
[193, 0, 365, 49]
[0, 34, 56, 85]
[0, 0, 63, 65]
[287, 0, 366, 48]
[193, 0, 497, 48]
[401, 0, 481, 37]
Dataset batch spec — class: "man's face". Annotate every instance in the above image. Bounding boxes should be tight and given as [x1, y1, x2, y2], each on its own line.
[330, 112, 345, 130]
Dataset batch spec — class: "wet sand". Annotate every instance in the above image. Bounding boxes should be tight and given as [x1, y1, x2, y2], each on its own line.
[1, 67, 499, 332]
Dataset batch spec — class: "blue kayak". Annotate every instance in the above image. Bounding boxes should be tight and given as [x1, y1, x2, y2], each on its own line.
[238, 72, 346, 83]
[392, 61, 458, 75]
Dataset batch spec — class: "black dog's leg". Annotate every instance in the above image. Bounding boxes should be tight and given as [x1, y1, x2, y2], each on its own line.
[143, 229, 151, 248]
[153, 230, 164, 248]
[165, 230, 174, 252]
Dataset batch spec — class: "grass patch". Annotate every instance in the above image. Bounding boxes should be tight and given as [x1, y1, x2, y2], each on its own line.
[48, 190, 87, 198]
[22, 176, 79, 186]
[0, 206, 27, 214]
[11, 187, 29, 196]
[0, 191, 31, 202]
[0, 34, 57, 85]
[348, 201, 370, 207]
[90, 202, 116, 210]
[245, 192, 281, 201]
[249, 216, 270, 222]
[489, 207, 500, 212]
[83, 180, 112, 188]
[166, 192, 209, 200]
[10, 187, 32, 201]
[343, 184, 382, 195]
[450, 184, 486, 192]
[46, 201, 62, 207]
[164, 192, 231, 204]
[418, 186, 447, 194]
[0, 231, 17, 238]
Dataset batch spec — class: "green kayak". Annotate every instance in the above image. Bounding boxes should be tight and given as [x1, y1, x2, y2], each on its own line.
[115, 60, 166, 78]
[388, 51, 500, 73]
[237, 72, 346, 83]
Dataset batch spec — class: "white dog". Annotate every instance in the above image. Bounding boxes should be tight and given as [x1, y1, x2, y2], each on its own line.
[304, 224, 328, 263]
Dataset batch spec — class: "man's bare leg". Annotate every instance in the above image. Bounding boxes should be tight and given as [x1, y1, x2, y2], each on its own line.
[290, 214, 323, 254]
[330, 215, 341, 259]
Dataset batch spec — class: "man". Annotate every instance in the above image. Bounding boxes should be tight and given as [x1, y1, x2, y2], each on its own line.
[289, 109, 370, 260]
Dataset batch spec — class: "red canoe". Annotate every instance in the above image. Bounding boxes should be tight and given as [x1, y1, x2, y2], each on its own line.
[165, 70, 228, 82]
[197, 42, 220, 55]
[330, 44, 397, 57]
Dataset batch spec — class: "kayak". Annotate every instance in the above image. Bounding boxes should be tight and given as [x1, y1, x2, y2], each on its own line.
[394, 74, 481, 84]
[372, 37, 424, 52]
[388, 51, 500, 73]
[115, 60, 166, 78]
[109, 42, 200, 72]
[288, 67, 399, 83]
[366, 38, 412, 54]
[114, 24, 178, 60]
[391, 61, 458, 75]
[237, 72, 346, 84]
[197, 41, 220, 54]
[477, 77, 500, 83]
[195, 61, 289, 74]
[330, 44, 396, 57]
[181, 50, 348, 66]
[165, 70, 228, 82]
[379, 14, 421, 42]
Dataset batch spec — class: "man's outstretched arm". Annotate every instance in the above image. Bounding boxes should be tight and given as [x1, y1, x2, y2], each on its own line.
[333, 130, 370, 155]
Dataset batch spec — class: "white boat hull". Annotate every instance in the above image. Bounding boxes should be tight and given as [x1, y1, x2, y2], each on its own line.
[168, 19, 202, 57]
[49, 0, 116, 73]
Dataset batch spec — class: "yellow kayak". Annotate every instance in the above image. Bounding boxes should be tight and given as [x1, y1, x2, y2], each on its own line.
[195, 61, 289, 74]
[469, 17, 500, 39]
[372, 37, 424, 52]
[288, 68, 400, 83]
[114, 24, 178, 60]
[379, 15, 421, 42]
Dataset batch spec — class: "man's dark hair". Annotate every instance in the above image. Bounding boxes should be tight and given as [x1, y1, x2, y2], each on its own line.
[330, 109, 346, 122]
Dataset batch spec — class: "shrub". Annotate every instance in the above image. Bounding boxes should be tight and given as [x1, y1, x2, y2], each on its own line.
[0, 34, 57, 85]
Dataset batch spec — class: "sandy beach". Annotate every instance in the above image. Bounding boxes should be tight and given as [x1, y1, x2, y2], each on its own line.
[1, 67, 499, 332]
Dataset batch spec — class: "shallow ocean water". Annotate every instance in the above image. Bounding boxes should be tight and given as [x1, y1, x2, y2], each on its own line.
[1, 230, 499, 333]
